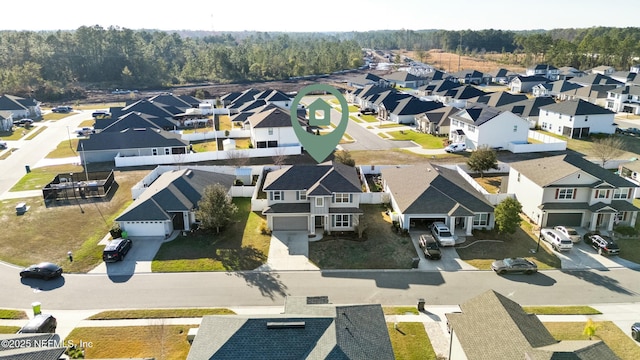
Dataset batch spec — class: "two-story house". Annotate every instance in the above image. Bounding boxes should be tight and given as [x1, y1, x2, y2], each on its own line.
[605, 85, 640, 114]
[508, 154, 640, 232]
[262, 162, 363, 235]
[526, 64, 560, 80]
[538, 99, 616, 138]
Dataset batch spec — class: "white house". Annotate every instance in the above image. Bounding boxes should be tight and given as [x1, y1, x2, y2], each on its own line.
[448, 104, 530, 150]
[508, 154, 640, 232]
[247, 105, 302, 148]
[605, 85, 640, 114]
[538, 99, 616, 138]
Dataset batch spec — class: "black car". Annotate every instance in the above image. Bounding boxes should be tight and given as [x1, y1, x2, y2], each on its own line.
[51, 106, 72, 113]
[92, 110, 111, 118]
[585, 234, 620, 255]
[13, 118, 33, 126]
[19, 262, 63, 280]
[491, 257, 537, 275]
[418, 234, 441, 260]
[17, 314, 57, 334]
[632, 322, 640, 342]
[103, 238, 132, 262]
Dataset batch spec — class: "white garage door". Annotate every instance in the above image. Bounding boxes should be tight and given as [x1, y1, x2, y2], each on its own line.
[121, 222, 167, 237]
[272, 216, 308, 231]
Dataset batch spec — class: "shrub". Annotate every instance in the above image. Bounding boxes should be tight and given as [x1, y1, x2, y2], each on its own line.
[260, 221, 271, 235]
[109, 223, 122, 238]
[614, 225, 637, 237]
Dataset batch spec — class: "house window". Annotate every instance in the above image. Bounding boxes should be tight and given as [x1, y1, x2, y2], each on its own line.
[333, 214, 350, 227]
[595, 189, 607, 199]
[585, 116, 588, 121]
[315, 197, 324, 207]
[152, 148, 158, 156]
[164, 148, 170, 155]
[556, 188, 575, 200]
[268, 128, 274, 135]
[473, 213, 488, 226]
[559, 114, 562, 120]
[569, 116, 573, 122]
[613, 189, 630, 199]
[467, 124, 475, 133]
[270, 191, 283, 201]
[333, 193, 351, 203]
[513, 125, 517, 132]
[517, 173, 521, 182]
[296, 190, 307, 201]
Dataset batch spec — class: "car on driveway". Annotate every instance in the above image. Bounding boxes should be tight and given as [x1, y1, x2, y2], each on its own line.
[491, 257, 537, 275]
[0, 139, 6, 149]
[553, 226, 580, 243]
[418, 234, 441, 260]
[632, 322, 640, 341]
[541, 228, 573, 251]
[51, 105, 72, 113]
[103, 238, 132, 262]
[19, 262, 63, 280]
[585, 234, 620, 256]
[444, 143, 467, 153]
[430, 222, 456, 246]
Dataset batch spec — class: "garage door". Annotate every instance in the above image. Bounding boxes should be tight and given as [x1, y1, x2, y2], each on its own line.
[121, 222, 167, 237]
[272, 216, 308, 231]
[546, 213, 582, 227]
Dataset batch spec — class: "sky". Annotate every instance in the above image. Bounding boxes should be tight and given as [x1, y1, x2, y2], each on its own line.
[3, 0, 637, 33]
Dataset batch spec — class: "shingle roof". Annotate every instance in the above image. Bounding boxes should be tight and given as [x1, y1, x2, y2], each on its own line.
[417, 106, 459, 126]
[382, 164, 493, 215]
[510, 154, 636, 188]
[568, 73, 623, 86]
[247, 106, 301, 128]
[539, 99, 614, 116]
[263, 162, 361, 195]
[609, 85, 640, 96]
[496, 97, 556, 117]
[454, 103, 503, 126]
[383, 71, 424, 82]
[97, 112, 168, 132]
[471, 91, 528, 107]
[514, 75, 549, 83]
[439, 85, 487, 100]
[0, 94, 36, 111]
[389, 96, 443, 115]
[148, 93, 194, 110]
[77, 128, 188, 151]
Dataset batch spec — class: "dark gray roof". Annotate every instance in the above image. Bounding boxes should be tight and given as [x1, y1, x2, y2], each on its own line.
[532, 64, 558, 71]
[510, 154, 637, 188]
[351, 84, 389, 98]
[417, 106, 459, 126]
[0, 94, 36, 111]
[539, 99, 614, 116]
[496, 97, 557, 118]
[121, 99, 182, 117]
[546, 80, 584, 93]
[263, 162, 362, 195]
[0, 333, 66, 360]
[148, 93, 195, 110]
[187, 297, 394, 360]
[116, 169, 235, 222]
[454, 103, 503, 126]
[237, 99, 267, 113]
[263, 203, 310, 214]
[389, 97, 443, 116]
[382, 163, 493, 215]
[609, 85, 640, 96]
[438, 85, 487, 100]
[470, 91, 528, 107]
[568, 73, 623, 87]
[77, 128, 188, 151]
[264, 90, 292, 102]
[514, 75, 549, 84]
[383, 71, 424, 82]
[248, 106, 300, 128]
[97, 112, 168, 132]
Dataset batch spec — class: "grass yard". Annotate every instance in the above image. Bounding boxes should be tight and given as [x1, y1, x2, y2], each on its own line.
[387, 130, 444, 149]
[218, 114, 232, 131]
[308, 204, 416, 269]
[522, 306, 601, 315]
[387, 322, 437, 360]
[66, 325, 192, 360]
[616, 237, 640, 264]
[152, 198, 271, 272]
[0, 129, 27, 141]
[0, 326, 21, 334]
[42, 112, 73, 121]
[360, 114, 379, 123]
[350, 115, 364, 123]
[383, 307, 420, 315]
[539, 130, 640, 158]
[46, 139, 79, 158]
[378, 123, 409, 129]
[544, 321, 640, 360]
[472, 175, 503, 194]
[191, 140, 218, 152]
[0, 309, 28, 319]
[0, 168, 148, 271]
[456, 222, 562, 270]
[73, 102, 125, 110]
[88, 308, 235, 320]
[10, 164, 84, 191]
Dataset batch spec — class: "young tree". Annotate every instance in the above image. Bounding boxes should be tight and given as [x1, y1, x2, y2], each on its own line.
[196, 184, 238, 234]
[494, 197, 522, 234]
[591, 136, 625, 167]
[467, 146, 499, 178]
[334, 150, 355, 167]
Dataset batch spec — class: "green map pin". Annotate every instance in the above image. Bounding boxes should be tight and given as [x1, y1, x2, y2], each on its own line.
[290, 84, 349, 163]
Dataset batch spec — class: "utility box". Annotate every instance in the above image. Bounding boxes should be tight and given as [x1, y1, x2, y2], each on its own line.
[15, 202, 27, 215]
[417, 298, 425, 312]
[187, 328, 198, 343]
[411, 257, 420, 268]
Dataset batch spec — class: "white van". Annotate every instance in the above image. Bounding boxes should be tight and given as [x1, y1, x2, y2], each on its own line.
[444, 143, 467, 153]
[541, 228, 573, 251]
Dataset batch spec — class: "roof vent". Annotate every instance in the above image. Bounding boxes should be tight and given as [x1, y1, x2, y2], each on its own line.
[267, 321, 305, 329]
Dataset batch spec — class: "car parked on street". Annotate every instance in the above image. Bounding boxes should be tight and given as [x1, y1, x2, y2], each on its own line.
[102, 238, 132, 262]
[491, 257, 537, 275]
[13, 118, 33, 126]
[418, 234, 441, 260]
[19, 262, 63, 280]
[553, 226, 581, 243]
[430, 222, 456, 247]
[51, 105, 72, 113]
[0, 139, 7, 149]
[585, 234, 620, 255]
[541, 228, 573, 251]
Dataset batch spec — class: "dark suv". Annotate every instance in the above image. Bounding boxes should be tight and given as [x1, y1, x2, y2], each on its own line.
[585, 234, 619, 256]
[418, 234, 441, 260]
[17, 314, 57, 333]
[632, 323, 640, 342]
[102, 238, 132, 262]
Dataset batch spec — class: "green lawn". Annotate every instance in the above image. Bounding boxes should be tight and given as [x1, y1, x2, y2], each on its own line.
[522, 306, 601, 315]
[544, 321, 640, 360]
[0, 309, 28, 319]
[152, 198, 271, 272]
[350, 115, 364, 123]
[388, 322, 437, 360]
[46, 139, 79, 158]
[360, 114, 379, 123]
[88, 308, 235, 320]
[0, 127, 35, 140]
[387, 130, 445, 149]
[616, 237, 640, 264]
[378, 123, 409, 129]
[539, 130, 640, 158]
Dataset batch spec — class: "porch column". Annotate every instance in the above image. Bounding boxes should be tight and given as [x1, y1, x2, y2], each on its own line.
[449, 217, 456, 233]
[606, 215, 615, 231]
[589, 213, 598, 231]
[325, 215, 330, 234]
[310, 216, 315, 236]
[466, 217, 473, 236]
[631, 212, 638, 228]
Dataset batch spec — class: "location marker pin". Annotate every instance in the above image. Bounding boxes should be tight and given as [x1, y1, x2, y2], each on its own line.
[290, 84, 349, 163]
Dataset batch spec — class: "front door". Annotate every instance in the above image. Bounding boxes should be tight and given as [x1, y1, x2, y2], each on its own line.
[315, 216, 324, 228]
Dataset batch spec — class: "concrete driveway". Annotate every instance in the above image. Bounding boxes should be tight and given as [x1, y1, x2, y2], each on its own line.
[255, 231, 319, 271]
[88, 236, 167, 276]
[410, 232, 477, 271]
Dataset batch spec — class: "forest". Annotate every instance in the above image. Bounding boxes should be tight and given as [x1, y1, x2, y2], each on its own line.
[1, 26, 639, 101]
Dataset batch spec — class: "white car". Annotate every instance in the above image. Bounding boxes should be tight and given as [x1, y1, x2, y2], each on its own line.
[554, 226, 580, 243]
[541, 228, 573, 251]
[444, 143, 467, 153]
[430, 222, 456, 246]
[0, 140, 6, 149]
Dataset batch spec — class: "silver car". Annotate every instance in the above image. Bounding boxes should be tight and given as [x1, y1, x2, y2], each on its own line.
[554, 226, 580, 243]
[491, 257, 537, 275]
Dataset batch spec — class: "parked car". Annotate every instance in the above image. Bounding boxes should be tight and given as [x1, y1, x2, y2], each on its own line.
[585, 234, 620, 256]
[0, 140, 6, 149]
[444, 143, 467, 153]
[13, 118, 33, 126]
[92, 110, 111, 118]
[102, 238, 132, 262]
[625, 127, 640, 136]
[418, 234, 441, 260]
[430, 222, 455, 247]
[491, 257, 537, 275]
[359, 108, 376, 115]
[553, 226, 581, 243]
[19, 262, 63, 280]
[632, 322, 640, 342]
[541, 228, 573, 251]
[51, 105, 72, 113]
[17, 314, 57, 334]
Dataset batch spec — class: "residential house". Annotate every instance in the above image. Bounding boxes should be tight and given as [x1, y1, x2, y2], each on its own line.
[262, 162, 362, 235]
[187, 295, 395, 360]
[448, 69, 490, 85]
[367, 90, 412, 119]
[557, 66, 586, 80]
[94, 111, 172, 133]
[609, 70, 639, 85]
[0, 94, 41, 119]
[247, 105, 304, 148]
[446, 290, 619, 360]
[631, 64, 640, 73]
[382, 70, 429, 88]
[526, 64, 560, 80]
[531, 80, 583, 98]
[380, 96, 443, 124]
[590, 65, 616, 76]
[469, 91, 528, 107]
[538, 99, 616, 138]
[605, 85, 640, 114]
[116, 168, 235, 237]
[489, 68, 518, 84]
[382, 163, 494, 235]
[496, 97, 557, 129]
[416, 79, 462, 98]
[568, 73, 624, 88]
[78, 128, 189, 163]
[509, 75, 548, 93]
[415, 106, 459, 135]
[0, 110, 13, 131]
[449, 103, 530, 150]
[557, 84, 618, 107]
[431, 85, 487, 108]
[149, 93, 200, 110]
[108, 99, 181, 130]
[345, 72, 388, 89]
[618, 160, 640, 198]
[346, 84, 389, 109]
[508, 154, 639, 231]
